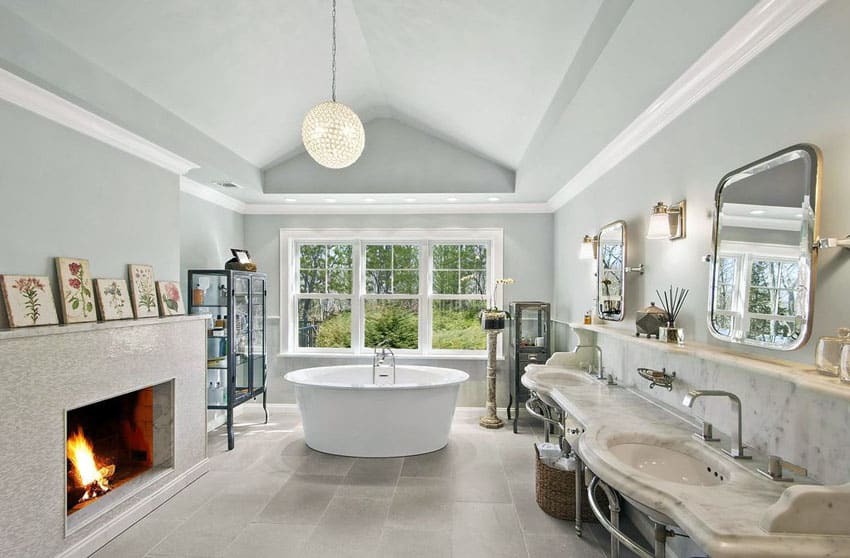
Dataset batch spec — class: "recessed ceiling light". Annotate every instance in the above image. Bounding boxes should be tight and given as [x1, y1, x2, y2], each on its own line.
[447, 197, 458, 202]
[404, 198, 417, 203]
[284, 198, 297, 203]
[487, 197, 501, 202]
[324, 198, 337, 203]
[749, 209, 766, 215]
[363, 198, 376, 203]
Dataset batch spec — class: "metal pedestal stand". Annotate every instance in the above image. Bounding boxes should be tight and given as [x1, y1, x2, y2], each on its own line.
[479, 329, 504, 429]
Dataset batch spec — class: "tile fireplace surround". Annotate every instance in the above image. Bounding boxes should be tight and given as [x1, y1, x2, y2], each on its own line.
[0, 315, 209, 558]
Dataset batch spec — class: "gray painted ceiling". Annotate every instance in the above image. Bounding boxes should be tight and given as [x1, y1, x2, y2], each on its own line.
[1, 0, 600, 170]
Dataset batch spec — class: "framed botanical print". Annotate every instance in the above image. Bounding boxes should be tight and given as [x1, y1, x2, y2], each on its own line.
[55, 257, 97, 324]
[156, 281, 185, 316]
[94, 278, 133, 321]
[0, 275, 60, 327]
[128, 264, 159, 318]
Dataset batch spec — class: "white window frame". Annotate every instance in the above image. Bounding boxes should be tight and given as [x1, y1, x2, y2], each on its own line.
[280, 228, 503, 357]
[717, 241, 804, 343]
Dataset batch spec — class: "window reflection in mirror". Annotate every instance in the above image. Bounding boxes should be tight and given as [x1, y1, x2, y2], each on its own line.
[709, 144, 821, 350]
[597, 221, 626, 321]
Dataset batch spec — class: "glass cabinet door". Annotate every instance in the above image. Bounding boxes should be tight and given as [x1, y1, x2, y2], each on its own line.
[250, 275, 266, 394]
[232, 274, 251, 393]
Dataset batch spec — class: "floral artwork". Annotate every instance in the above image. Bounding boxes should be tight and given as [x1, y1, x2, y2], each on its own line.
[156, 281, 185, 316]
[128, 264, 159, 318]
[94, 278, 133, 321]
[55, 258, 97, 324]
[0, 275, 59, 327]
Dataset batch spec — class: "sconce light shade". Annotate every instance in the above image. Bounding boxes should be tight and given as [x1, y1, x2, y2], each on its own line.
[646, 200, 686, 240]
[579, 235, 597, 260]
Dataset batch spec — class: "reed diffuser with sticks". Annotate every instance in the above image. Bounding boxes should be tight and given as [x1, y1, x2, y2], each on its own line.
[656, 285, 689, 345]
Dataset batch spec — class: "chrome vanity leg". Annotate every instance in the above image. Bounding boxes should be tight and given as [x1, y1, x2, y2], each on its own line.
[575, 454, 583, 537]
[543, 404, 551, 443]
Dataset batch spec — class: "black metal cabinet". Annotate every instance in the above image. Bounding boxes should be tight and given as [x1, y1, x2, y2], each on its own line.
[507, 301, 551, 433]
[188, 269, 268, 450]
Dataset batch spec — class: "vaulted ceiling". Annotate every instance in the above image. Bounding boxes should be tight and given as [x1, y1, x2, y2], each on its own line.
[0, 0, 599, 170]
[1, 0, 781, 207]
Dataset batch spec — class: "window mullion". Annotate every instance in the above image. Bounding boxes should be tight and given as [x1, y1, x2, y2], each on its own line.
[421, 240, 431, 353]
[352, 240, 363, 353]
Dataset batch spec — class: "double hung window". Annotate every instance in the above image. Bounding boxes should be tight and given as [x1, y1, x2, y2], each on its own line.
[282, 229, 502, 355]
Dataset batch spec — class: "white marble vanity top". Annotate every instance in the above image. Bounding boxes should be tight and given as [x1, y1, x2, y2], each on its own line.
[522, 365, 850, 558]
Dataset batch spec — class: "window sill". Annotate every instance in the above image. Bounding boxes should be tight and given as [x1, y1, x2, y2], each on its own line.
[277, 352, 504, 361]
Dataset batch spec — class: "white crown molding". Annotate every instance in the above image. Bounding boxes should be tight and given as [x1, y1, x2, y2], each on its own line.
[0, 67, 199, 175]
[179, 176, 247, 213]
[547, 0, 827, 210]
[242, 202, 553, 215]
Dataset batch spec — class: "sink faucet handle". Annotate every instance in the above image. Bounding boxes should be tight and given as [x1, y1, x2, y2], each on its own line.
[697, 420, 720, 442]
[758, 455, 808, 482]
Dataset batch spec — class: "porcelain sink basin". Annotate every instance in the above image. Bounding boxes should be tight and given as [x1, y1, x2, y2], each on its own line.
[609, 442, 726, 486]
[531, 369, 595, 387]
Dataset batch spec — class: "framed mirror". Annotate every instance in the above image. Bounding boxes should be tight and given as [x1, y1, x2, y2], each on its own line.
[708, 144, 821, 350]
[597, 220, 626, 321]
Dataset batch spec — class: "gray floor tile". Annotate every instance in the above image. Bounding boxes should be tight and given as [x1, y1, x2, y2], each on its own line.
[400, 448, 453, 478]
[96, 406, 614, 558]
[377, 527, 452, 558]
[255, 474, 340, 524]
[525, 533, 605, 558]
[91, 516, 176, 558]
[221, 523, 314, 558]
[509, 479, 575, 536]
[452, 462, 512, 503]
[295, 450, 356, 476]
[386, 477, 454, 531]
[338, 457, 403, 499]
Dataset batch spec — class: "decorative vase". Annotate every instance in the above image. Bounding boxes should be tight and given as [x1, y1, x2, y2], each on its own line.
[481, 310, 507, 330]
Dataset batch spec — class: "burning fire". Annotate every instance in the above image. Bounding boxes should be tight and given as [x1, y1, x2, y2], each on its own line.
[67, 427, 115, 503]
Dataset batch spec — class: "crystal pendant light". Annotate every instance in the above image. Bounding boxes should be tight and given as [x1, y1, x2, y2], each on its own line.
[302, 0, 365, 169]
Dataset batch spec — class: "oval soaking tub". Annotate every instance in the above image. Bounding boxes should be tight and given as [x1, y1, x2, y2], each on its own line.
[285, 365, 469, 457]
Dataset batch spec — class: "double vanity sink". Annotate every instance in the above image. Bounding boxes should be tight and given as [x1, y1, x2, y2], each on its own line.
[522, 364, 850, 558]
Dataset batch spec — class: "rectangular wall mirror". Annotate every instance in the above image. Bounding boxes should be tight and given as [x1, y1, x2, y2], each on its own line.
[597, 220, 626, 321]
[708, 144, 821, 350]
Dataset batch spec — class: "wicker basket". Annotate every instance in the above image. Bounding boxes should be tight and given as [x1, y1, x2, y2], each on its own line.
[534, 444, 601, 522]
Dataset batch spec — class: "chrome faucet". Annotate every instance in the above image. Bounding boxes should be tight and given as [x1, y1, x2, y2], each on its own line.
[576, 345, 604, 380]
[372, 338, 396, 384]
[683, 390, 750, 459]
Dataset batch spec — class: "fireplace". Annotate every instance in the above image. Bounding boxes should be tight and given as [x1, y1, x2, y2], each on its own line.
[65, 380, 174, 534]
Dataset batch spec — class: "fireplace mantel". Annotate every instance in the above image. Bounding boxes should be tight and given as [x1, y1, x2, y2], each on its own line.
[0, 314, 209, 558]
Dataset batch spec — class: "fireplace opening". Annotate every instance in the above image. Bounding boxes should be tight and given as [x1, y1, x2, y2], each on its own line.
[66, 387, 154, 516]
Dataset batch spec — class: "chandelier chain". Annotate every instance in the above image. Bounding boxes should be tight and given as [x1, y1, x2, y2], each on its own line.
[331, 0, 337, 102]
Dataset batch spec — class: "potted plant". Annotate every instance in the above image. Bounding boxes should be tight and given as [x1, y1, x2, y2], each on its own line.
[481, 278, 514, 330]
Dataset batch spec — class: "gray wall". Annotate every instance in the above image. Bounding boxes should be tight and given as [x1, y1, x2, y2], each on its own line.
[245, 212, 553, 405]
[551, 0, 850, 363]
[179, 192, 245, 287]
[0, 5, 261, 192]
[0, 99, 179, 326]
[264, 117, 515, 195]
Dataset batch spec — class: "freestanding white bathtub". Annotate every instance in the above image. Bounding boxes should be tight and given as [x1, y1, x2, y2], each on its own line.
[284, 365, 469, 457]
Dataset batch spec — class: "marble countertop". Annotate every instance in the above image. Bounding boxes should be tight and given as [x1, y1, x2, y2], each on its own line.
[567, 322, 850, 402]
[522, 365, 850, 558]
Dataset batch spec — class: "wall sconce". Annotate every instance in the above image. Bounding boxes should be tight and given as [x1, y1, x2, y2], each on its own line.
[579, 235, 598, 260]
[646, 200, 686, 240]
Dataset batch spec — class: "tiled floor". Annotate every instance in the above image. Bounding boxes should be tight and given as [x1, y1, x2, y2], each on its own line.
[92, 406, 634, 558]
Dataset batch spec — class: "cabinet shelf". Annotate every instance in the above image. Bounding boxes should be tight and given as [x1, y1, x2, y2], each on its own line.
[189, 269, 268, 450]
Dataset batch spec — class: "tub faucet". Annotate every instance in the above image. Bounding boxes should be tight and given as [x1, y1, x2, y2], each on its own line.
[575, 345, 603, 380]
[372, 339, 396, 384]
[683, 390, 750, 459]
